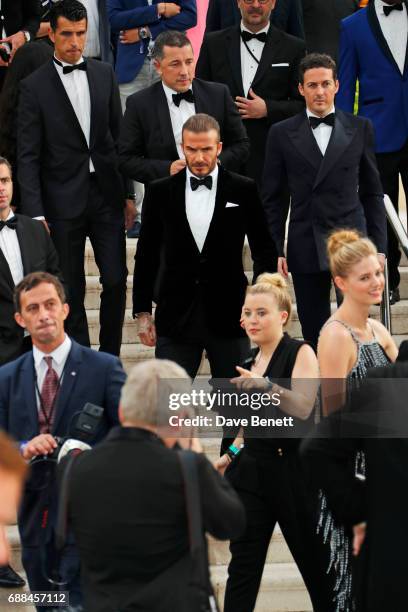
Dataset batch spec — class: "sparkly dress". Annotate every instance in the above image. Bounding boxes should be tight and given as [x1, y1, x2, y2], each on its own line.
[318, 319, 391, 612]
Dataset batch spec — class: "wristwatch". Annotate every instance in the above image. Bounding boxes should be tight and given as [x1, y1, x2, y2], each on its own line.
[138, 27, 150, 40]
[22, 30, 31, 43]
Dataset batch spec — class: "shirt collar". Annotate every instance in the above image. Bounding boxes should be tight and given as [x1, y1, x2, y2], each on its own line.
[162, 81, 194, 106]
[240, 22, 270, 36]
[376, 0, 405, 15]
[53, 54, 85, 73]
[306, 105, 336, 119]
[5, 209, 14, 221]
[186, 164, 219, 192]
[33, 334, 72, 369]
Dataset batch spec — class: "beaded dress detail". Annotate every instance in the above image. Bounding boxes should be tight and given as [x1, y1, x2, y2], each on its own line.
[318, 319, 390, 612]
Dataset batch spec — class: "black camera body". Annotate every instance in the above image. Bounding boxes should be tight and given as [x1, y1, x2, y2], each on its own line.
[30, 402, 105, 466]
[0, 43, 10, 63]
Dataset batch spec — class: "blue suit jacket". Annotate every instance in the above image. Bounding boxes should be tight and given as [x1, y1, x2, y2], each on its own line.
[336, 2, 408, 153]
[108, 0, 197, 84]
[0, 340, 126, 545]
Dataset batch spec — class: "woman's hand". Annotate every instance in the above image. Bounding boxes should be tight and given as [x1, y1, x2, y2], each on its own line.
[230, 366, 269, 391]
[214, 453, 231, 476]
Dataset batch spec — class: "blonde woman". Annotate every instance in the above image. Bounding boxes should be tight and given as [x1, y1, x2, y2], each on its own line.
[317, 229, 397, 612]
[217, 273, 333, 612]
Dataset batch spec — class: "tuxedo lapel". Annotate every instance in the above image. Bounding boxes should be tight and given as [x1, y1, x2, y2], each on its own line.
[201, 166, 228, 255]
[367, 0, 403, 74]
[226, 27, 245, 97]
[86, 60, 99, 148]
[52, 341, 82, 433]
[252, 27, 284, 91]
[21, 354, 39, 435]
[156, 83, 179, 160]
[0, 244, 14, 290]
[288, 114, 323, 171]
[15, 217, 30, 275]
[171, 171, 201, 256]
[49, 62, 89, 148]
[313, 112, 356, 189]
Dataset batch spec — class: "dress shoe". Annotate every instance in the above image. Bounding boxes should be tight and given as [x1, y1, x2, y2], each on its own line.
[389, 288, 401, 305]
[126, 221, 141, 239]
[0, 564, 25, 587]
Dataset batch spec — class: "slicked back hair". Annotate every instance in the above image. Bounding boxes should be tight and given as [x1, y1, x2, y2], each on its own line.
[49, 0, 88, 31]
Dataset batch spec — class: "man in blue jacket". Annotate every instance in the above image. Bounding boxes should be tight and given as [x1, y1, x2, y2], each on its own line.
[336, 0, 408, 304]
[0, 271, 126, 609]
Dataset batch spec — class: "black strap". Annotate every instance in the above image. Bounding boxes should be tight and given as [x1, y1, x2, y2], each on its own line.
[178, 451, 219, 611]
[55, 452, 82, 552]
[242, 39, 260, 66]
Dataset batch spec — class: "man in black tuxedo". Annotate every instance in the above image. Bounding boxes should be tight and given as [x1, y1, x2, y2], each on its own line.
[65, 358, 245, 612]
[197, 0, 305, 185]
[17, 0, 132, 356]
[302, 361, 408, 612]
[133, 113, 275, 381]
[205, 0, 305, 39]
[262, 53, 386, 348]
[118, 30, 250, 187]
[0, 0, 41, 89]
[0, 157, 61, 368]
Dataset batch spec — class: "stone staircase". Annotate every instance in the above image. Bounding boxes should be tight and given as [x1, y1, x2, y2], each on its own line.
[4, 234, 408, 612]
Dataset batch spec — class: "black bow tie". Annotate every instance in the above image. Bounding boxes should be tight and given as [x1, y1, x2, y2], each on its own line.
[190, 176, 213, 191]
[172, 89, 195, 107]
[53, 56, 87, 75]
[309, 113, 335, 129]
[0, 216, 18, 231]
[241, 30, 268, 43]
[383, 2, 403, 16]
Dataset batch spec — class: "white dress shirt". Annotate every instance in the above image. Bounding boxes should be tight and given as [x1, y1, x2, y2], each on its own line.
[240, 23, 269, 97]
[375, 0, 408, 74]
[0, 210, 24, 286]
[33, 335, 72, 407]
[306, 106, 335, 156]
[53, 55, 95, 172]
[185, 165, 218, 252]
[162, 82, 196, 159]
[82, 0, 101, 58]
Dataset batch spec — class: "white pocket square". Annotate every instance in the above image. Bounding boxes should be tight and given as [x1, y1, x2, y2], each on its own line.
[226, 202, 239, 208]
[271, 62, 289, 67]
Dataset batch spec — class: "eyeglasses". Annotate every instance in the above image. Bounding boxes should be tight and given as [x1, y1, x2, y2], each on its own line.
[242, 0, 271, 4]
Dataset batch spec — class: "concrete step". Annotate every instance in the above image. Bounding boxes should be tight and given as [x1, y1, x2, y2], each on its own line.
[87, 300, 408, 348]
[84, 266, 408, 310]
[85, 237, 408, 277]
[211, 563, 312, 612]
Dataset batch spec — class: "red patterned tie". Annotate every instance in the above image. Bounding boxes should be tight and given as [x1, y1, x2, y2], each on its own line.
[39, 356, 59, 434]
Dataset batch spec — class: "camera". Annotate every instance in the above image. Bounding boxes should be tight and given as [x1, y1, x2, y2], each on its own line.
[30, 402, 105, 466]
[0, 43, 11, 63]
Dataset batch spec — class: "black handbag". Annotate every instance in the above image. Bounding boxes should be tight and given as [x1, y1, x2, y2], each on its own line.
[57, 450, 220, 612]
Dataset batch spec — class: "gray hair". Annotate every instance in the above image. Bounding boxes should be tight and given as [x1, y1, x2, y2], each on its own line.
[120, 359, 191, 426]
[152, 30, 192, 61]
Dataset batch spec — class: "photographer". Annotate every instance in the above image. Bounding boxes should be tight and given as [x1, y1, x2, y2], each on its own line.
[63, 359, 245, 612]
[0, 272, 126, 609]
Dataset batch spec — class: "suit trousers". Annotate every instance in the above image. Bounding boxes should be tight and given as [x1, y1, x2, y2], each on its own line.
[224, 450, 334, 612]
[22, 544, 82, 612]
[49, 175, 127, 355]
[291, 271, 335, 349]
[155, 292, 249, 379]
[376, 139, 408, 290]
